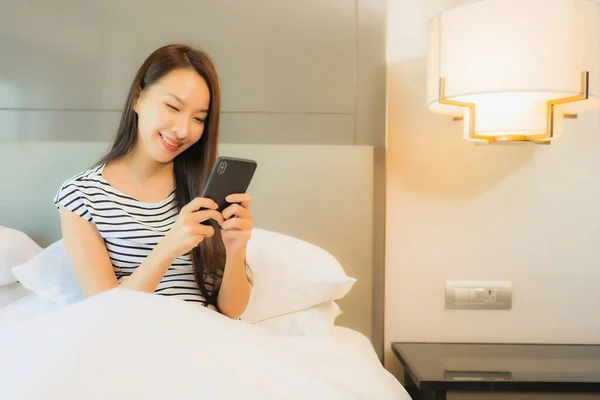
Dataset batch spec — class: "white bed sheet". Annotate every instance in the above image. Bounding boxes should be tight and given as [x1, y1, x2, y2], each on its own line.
[0, 290, 62, 329]
[329, 325, 382, 362]
[0, 282, 31, 309]
[0, 289, 410, 399]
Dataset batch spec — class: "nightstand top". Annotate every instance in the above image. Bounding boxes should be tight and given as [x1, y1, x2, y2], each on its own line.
[391, 342, 600, 392]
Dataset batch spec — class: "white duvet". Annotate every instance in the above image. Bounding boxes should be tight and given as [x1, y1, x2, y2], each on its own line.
[0, 289, 408, 400]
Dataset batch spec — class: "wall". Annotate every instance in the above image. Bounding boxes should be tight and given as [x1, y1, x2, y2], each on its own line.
[384, 0, 600, 398]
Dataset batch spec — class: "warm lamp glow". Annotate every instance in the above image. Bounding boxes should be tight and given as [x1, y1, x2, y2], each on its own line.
[426, 0, 600, 143]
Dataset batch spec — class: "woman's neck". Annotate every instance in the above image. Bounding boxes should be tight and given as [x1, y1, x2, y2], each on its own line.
[119, 145, 173, 183]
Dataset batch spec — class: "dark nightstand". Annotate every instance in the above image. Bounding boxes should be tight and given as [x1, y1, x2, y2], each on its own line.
[391, 342, 600, 400]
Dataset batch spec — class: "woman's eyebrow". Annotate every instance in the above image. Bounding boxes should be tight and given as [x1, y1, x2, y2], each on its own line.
[166, 93, 208, 113]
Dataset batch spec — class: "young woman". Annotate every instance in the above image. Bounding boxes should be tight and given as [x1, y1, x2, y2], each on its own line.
[54, 44, 252, 319]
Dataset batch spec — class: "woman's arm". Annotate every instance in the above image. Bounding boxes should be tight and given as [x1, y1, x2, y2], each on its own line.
[216, 193, 255, 319]
[59, 207, 176, 296]
[59, 207, 119, 296]
[217, 247, 252, 319]
[59, 196, 222, 296]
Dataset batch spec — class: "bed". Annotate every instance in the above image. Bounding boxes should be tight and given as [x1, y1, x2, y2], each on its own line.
[0, 144, 410, 399]
[0, 249, 408, 399]
[0, 286, 406, 400]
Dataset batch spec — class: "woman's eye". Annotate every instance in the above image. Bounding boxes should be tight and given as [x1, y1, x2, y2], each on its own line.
[194, 118, 205, 124]
[166, 103, 179, 112]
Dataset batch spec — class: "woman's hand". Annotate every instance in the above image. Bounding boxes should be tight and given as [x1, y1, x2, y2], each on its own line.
[159, 197, 224, 260]
[220, 193, 253, 255]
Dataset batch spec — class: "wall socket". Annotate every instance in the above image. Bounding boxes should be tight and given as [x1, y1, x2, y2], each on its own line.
[445, 281, 512, 310]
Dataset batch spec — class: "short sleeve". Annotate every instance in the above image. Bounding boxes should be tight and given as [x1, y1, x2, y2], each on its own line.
[54, 180, 93, 223]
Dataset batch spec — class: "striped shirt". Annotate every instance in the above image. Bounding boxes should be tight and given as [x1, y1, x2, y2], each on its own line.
[53, 163, 217, 307]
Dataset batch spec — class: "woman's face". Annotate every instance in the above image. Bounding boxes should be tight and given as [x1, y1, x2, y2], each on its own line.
[133, 68, 210, 164]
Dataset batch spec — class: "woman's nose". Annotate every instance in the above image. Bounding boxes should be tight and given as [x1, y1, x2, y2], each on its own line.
[174, 119, 189, 140]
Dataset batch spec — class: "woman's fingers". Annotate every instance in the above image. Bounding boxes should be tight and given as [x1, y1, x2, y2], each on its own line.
[192, 223, 216, 237]
[221, 217, 253, 232]
[181, 195, 253, 235]
[222, 202, 252, 221]
[221, 229, 252, 241]
[225, 193, 252, 210]
[189, 209, 224, 226]
[181, 197, 218, 214]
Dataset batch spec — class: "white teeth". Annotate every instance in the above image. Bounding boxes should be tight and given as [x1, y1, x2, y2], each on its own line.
[160, 134, 180, 147]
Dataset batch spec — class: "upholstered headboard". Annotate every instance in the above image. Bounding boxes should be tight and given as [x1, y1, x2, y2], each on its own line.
[0, 142, 376, 341]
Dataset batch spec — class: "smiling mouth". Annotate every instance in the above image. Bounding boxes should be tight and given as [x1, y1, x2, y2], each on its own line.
[159, 133, 183, 148]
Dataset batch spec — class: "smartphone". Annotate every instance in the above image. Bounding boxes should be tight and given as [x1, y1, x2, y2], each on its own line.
[200, 156, 257, 229]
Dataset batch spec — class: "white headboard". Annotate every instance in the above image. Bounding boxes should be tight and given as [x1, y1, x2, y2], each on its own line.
[0, 142, 375, 340]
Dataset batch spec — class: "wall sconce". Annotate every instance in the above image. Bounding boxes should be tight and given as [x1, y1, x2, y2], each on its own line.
[426, 0, 600, 144]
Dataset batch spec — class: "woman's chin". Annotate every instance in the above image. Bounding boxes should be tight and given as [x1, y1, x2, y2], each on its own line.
[150, 137, 183, 163]
[148, 146, 176, 164]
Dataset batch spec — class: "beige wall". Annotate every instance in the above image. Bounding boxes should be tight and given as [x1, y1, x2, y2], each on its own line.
[384, 0, 600, 398]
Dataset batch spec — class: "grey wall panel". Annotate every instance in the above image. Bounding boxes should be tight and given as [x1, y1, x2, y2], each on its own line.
[0, 0, 386, 146]
[356, 0, 387, 362]
[0, 110, 354, 144]
[356, 0, 387, 147]
[219, 113, 355, 145]
[371, 148, 386, 361]
[0, 110, 121, 141]
[1, 0, 355, 113]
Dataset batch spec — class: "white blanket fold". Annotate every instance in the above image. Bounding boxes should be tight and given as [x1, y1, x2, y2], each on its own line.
[0, 289, 408, 400]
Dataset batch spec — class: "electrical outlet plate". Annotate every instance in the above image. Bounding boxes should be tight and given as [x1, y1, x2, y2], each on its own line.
[445, 281, 512, 310]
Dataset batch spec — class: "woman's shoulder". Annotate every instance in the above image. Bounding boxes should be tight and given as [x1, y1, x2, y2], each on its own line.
[53, 164, 106, 221]
[58, 164, 104, 191]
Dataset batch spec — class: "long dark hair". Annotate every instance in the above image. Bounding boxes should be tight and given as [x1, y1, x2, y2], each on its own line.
[95, 44, 226, 307]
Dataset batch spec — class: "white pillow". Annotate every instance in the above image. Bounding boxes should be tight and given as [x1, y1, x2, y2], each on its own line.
[10, 229, 357, 320]
[0, 226, 42, 286]
[11, 239, 85, 305]
[253, 301, 342, 338]
[241, 228, 356, 323]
